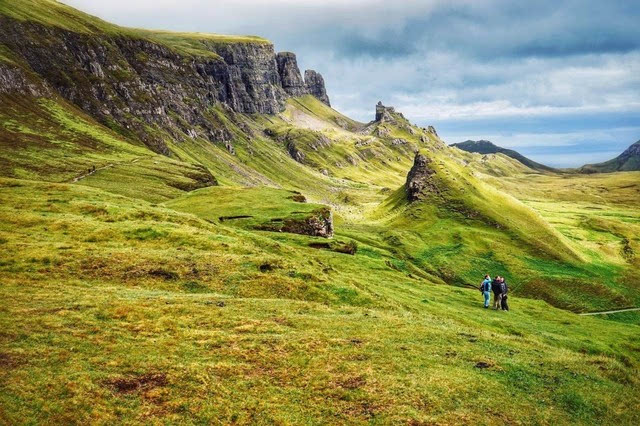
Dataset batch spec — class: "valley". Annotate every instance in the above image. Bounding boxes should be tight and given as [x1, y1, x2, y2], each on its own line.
[1, 0, 639, 424]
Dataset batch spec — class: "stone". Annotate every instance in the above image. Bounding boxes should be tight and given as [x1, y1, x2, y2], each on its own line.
[281, 208, 333, 238]
[287, 141, 305, 163]
[304, 69, 330, 106]
[276, 52, 306, 97]
[375, 101, 396, 122]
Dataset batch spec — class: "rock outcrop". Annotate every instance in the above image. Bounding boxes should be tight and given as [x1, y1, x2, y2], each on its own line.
[257, 208, 334, 238]
[281, 208, 334, 238]
[0, 61, 50, 97]
[375, 101, 396, 122]
[276, 52, 307, 97]
[304, 70, 330, 106]
[0, 15, 331, 155]
[405, 152, 438, 201]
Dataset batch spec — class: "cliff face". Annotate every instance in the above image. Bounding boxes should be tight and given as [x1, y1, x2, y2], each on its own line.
[304, 70, 330, 106]
[0, 16, 330, 154]
[276, 52, 307, 97]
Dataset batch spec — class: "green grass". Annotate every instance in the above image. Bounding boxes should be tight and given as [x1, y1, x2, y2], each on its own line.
[600, 310, 640, 325]
[1, 3, 640, 422]
[1, 178, 639, 424]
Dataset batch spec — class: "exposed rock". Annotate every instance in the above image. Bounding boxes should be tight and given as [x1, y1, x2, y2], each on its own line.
[287, 141, 305, 163]
[257, 208, 334, 238]
[375, 101, 396, 122]
[309, 134, 331, 151]
[276, 52, 306, 97]
[0, 62, 49, 96]
[391, 138, 408, 146]
[304, 69, 330, 106]
[427, 126, 438, 137]
[263, 128, 277, 137]
[280, 208, 333, 238]
[405, 152, 438, 201]
[208, 127, 233, 142]
[224, 141, 235, 155]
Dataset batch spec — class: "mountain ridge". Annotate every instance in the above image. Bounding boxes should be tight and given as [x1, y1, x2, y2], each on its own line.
[450, 139, 555, 172]
[579, 140, 640, 173]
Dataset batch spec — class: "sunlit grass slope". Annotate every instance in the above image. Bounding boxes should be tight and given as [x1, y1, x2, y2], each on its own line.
[1, 178, 639, 424]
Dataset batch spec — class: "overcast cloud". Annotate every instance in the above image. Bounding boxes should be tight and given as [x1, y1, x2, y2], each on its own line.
[63, 0, 640, 166]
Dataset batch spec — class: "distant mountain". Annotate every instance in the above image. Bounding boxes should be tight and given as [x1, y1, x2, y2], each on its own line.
[579, 140, 640, 173]
[449, 140, 555, 172]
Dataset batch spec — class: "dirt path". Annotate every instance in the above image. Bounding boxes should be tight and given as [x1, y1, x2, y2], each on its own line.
[71, 164, 114, 183]
[70, 157, 146, 183]
[579, 307, 640, 316]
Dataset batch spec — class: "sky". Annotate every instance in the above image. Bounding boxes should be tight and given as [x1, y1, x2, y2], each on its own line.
[62, 0, 640, 167]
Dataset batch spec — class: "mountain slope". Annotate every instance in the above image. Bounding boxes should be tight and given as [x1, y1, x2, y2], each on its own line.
[450, 139, 555, 172]
[579, 140, 640, 173]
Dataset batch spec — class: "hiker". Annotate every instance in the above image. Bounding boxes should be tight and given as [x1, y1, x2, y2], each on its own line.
[492, 275, 503, 310]
[479, 274, 492, 308]
[500, 277, 509, 311]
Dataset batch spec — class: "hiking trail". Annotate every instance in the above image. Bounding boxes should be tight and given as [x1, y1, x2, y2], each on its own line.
[579, 307, 640, 316]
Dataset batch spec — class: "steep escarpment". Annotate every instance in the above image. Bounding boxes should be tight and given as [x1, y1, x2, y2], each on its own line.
[0, 12, 330, 155]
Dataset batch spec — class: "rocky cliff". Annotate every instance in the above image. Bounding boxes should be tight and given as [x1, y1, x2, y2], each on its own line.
[0, 14, 330, 154]
[304, 70, 330, 106]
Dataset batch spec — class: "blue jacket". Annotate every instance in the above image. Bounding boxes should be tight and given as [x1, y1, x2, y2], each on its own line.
[481, 279, 492, 292]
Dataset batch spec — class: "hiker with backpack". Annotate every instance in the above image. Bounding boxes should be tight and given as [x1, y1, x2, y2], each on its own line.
[500, 277, 509, 311]
[492, 275, 503, 310]
[480, 274, 492, 308]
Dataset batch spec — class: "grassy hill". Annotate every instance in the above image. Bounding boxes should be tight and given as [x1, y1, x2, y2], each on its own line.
[1, 1, 639, 424]
[579, 140, 640, 173]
